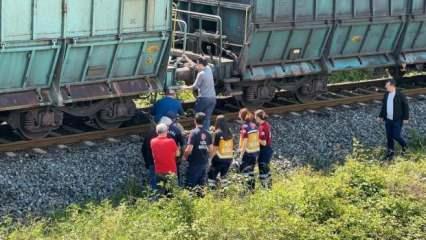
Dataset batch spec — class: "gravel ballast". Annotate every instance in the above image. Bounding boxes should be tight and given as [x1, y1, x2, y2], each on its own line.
[0, 141, 145, 218]
[0, 98, 425, 218]
[270, 98, 426, 168]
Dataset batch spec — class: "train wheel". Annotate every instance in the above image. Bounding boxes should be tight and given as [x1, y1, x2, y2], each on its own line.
[295, 83, 316, 103]
[294, 76, 327, 103]
[9, 110, 63, 140]
[94, 100, 136, 129]
[237, 85, 275, 107]
[95, 116, 123, 129]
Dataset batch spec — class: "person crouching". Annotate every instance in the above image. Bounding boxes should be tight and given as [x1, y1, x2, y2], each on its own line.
[238, 108, 260, 191]
[150, 123, 180, 196]
[255, 110, 273, 189]
[207, 115, 234, 189]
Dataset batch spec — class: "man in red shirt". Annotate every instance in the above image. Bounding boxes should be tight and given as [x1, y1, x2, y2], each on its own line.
[151, 123, 179, 195]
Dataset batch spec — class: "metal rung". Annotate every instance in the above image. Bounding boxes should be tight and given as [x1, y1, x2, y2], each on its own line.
[223, 78, 240, 83]
[229, 90, 243, 96]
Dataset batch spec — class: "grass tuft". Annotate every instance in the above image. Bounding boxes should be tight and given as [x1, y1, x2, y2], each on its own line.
[1, 144, 425, 240]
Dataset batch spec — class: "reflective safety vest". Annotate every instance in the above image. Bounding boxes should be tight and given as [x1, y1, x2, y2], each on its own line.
[217, 138, 234, 159]
[246, 129, 260, 153]
[240, 124, 260, 154]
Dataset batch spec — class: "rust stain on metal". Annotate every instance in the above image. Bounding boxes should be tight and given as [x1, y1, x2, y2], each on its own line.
[146, 44, 161, 53]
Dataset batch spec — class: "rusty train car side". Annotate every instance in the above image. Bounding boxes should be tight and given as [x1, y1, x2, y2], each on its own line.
[173, 0, 426, 104]
[0, 0, 172, 138]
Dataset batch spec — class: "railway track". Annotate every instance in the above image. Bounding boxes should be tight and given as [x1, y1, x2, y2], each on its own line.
[1, 77, 426, 154]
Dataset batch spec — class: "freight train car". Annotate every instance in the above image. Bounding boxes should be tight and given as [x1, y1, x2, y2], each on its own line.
[173, 0, 426, 105]
[0, 0, 172, 139]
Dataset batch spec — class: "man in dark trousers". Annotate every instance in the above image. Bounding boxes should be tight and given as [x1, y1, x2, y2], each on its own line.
[141, 126, 158, 189]
[378, 79, 410, 160]
[183, 113, 213, 190]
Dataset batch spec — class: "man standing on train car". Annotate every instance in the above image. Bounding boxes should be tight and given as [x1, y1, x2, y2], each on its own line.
[183, 56, 217, 130]
[378, 79, 410, 160]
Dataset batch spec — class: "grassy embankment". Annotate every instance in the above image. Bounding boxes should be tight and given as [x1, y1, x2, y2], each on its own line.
[1, 133, 425, 240]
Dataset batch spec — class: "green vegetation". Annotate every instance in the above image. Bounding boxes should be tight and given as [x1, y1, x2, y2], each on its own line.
[329, 70, 386, 84]
[2, 144, 425, 240]
[135, 88, 196, 109]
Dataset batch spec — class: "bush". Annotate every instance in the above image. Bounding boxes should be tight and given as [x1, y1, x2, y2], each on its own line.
[329, 70, 385, 84]
[1, 150, 425, 240]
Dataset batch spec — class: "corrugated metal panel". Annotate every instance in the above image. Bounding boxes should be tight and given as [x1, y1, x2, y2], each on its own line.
[242, 62, 322, 81]
[253, 0, 408, 23]
[326, 55, 396, 71]
[411, 0, 426, 15]
[247, 27, 330, 65]
[0, 0, 172, 110]
[0, 0, 171, 42]
[0, 44, 60, 90]
[401, 20, 426, 50]
[58, 36, 169, 85]
[329, 22, 403, 57]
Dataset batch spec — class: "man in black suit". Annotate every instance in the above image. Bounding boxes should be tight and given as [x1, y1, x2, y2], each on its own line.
[378, 79, 410, 160]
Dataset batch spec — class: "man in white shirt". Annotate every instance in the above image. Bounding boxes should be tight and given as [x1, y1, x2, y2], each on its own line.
[378, 79, 410, 160]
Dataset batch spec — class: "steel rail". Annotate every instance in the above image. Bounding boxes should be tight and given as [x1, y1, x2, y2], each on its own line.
[1, 86, 425, 153]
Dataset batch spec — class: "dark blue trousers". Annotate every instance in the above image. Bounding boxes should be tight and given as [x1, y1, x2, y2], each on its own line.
[258, 146, 273, 188]
[240, 153, 258, 191]
[185, 163, 208, 188]
[148, 165, 157, 190]
[194, 97, 216, 130]
[208, 157, 232, 180]
[385, 119, 407, 152]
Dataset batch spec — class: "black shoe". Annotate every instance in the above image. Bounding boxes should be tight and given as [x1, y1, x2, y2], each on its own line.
[383, 151, 395, 161]
[401, 147, 408, 156]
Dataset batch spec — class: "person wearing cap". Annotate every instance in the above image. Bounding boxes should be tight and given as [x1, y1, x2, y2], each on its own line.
[183, 56, 217, 130]
[151, 89, 184, 123]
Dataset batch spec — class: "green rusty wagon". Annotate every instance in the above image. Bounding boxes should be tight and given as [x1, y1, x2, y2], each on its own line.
[0, 0, 172, 138]
[174, 0, 426, 104]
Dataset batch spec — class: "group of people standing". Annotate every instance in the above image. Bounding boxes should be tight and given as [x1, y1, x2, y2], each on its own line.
[142, 108, 273, 195]
[145, 56, 274, 194]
